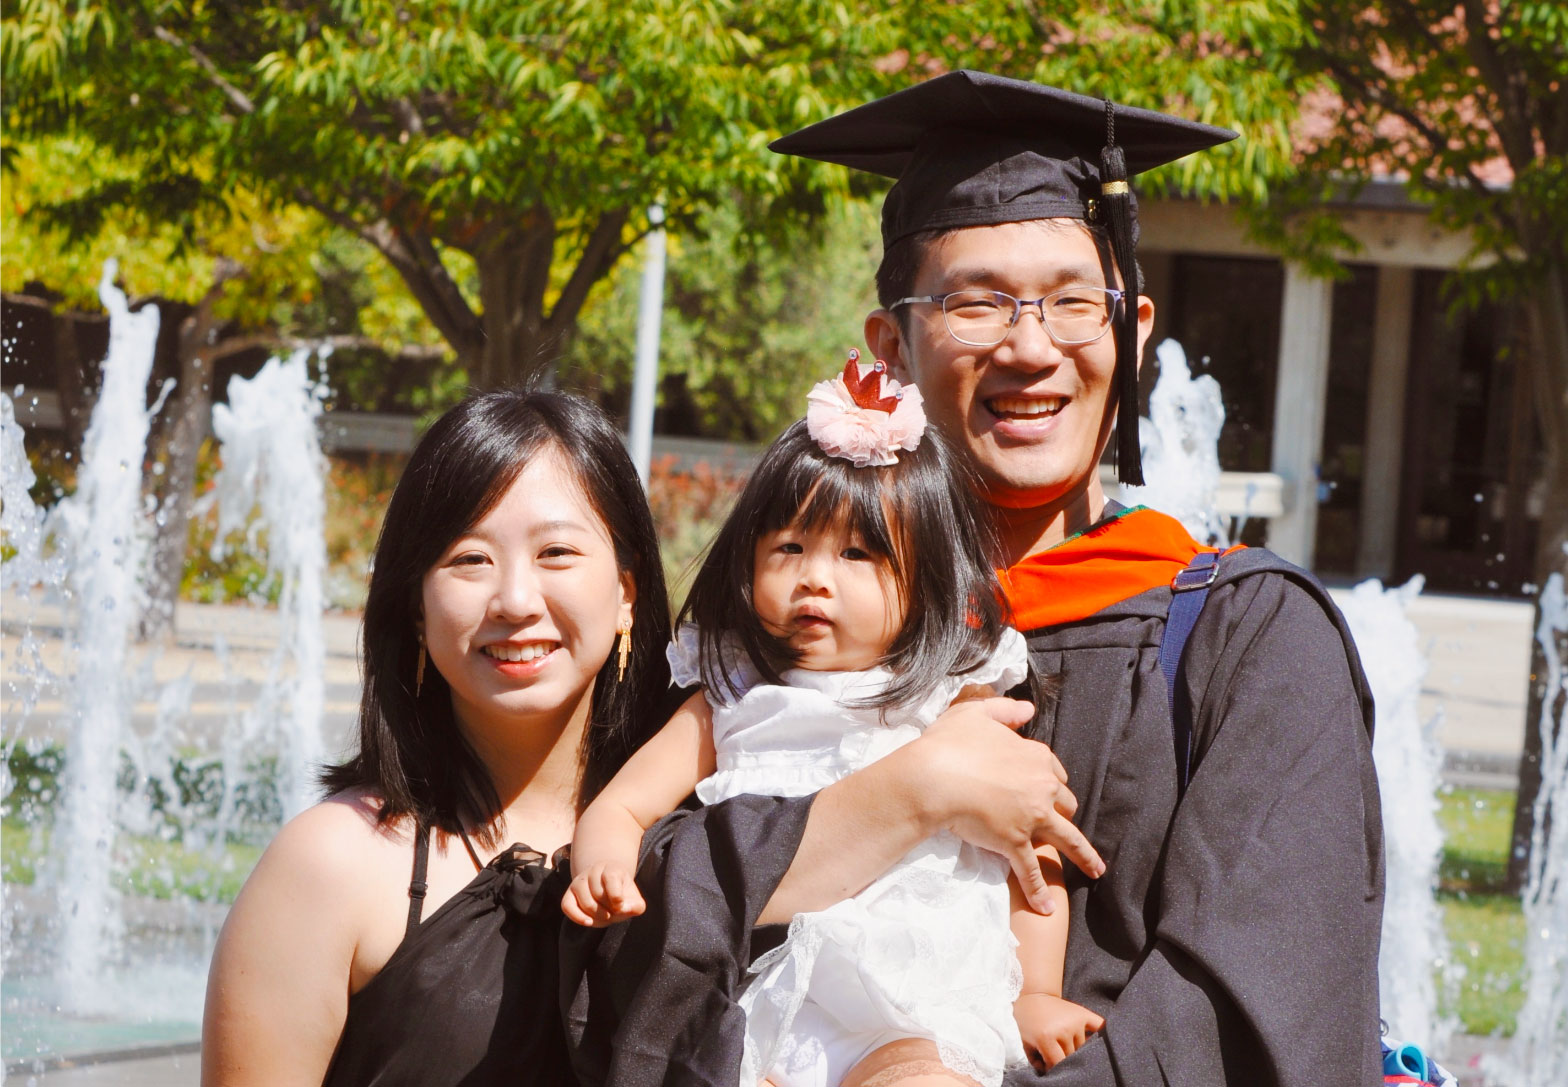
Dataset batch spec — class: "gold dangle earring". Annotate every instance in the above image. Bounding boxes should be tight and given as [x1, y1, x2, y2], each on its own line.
[616, 619, 632, 682]
[415, 636, 428, 697]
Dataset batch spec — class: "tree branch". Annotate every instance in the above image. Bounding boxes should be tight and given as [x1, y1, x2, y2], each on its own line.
[545, 207, 632, 341]
[1458, 0, 1535, 171]
[1381, 0, 1459, 63]
[204, 332, 449, 364]
[1313, 50, 1494, 203]
[177, 258, 246, 359]
[152, 26, 255, 115]
[512, 212, 558, 323]
[290, 187, 483, 357]
[1017, 0, 1063, 46]
[395, 225, 485, 352]
[391, 96, 424, 137]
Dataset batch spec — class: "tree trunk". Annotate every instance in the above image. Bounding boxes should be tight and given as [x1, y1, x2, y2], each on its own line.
[468, 218, 555, 390]
[464, 208, 633, 390]
[138, 269, 238, 642]
[52, 309, 95, 453]
[473, 249, 546, 390]
[1505, 262, 1568, 892]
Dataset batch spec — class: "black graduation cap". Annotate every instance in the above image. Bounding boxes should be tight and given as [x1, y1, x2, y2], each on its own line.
[770, 70, 1238, 486]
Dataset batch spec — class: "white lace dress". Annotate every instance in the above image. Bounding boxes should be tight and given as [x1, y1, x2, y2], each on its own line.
[668, 624, 1032, 1087]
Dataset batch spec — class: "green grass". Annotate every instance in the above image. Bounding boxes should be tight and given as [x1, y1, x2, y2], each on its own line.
[120, 834, 264, 902]
[0, 778, 1533, 1029]
[2, 821, 45, 884]
[1436, 787, 1526, 1036]
[1438, 787, 1516, 894]
[3, 821, 264, 905]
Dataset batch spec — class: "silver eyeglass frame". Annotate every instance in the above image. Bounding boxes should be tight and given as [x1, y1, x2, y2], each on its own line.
[891, 286, 1125, 348]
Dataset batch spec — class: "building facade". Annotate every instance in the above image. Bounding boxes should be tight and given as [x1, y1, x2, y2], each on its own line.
[1138, 187, 1541, 596]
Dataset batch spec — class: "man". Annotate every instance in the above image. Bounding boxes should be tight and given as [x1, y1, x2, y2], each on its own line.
[568, 72, 1382, 1087]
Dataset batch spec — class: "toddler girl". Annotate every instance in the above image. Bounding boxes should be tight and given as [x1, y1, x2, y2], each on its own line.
[565, 354, 1102, 1086]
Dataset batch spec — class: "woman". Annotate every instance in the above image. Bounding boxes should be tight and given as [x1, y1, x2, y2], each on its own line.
[202, 391, 674, 1085]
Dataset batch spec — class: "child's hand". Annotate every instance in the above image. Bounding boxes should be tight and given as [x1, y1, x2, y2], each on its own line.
[1013, 993, 1104, 1071]
[561, 862, 646, 927]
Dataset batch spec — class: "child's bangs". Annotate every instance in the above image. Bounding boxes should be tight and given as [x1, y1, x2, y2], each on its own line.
[771, 459, 900, 566]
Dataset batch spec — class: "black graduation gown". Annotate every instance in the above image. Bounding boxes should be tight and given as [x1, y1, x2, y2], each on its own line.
[1006, 549, 1384, 1085]
[564, 551, 1384, 1087]
[562, 793, 812, 1087]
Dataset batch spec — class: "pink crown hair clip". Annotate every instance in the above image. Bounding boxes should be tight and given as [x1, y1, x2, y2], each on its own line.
[806, 349, 927, 467]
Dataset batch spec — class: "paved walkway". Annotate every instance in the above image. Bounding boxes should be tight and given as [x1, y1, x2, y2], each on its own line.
[2, 593, 363, 759]
[5, 586, 1537, 783]
[1332, 586, 1536, 788]
[8, 1034, 1522, 1085]
[6, 586, 1536, 771]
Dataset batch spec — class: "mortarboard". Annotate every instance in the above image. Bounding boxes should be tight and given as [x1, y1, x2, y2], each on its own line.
[770, 70, 1238, 486]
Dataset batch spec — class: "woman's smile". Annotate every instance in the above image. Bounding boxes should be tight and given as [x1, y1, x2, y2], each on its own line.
[421, 449, 633, 736]
[480, 640, 561, 672]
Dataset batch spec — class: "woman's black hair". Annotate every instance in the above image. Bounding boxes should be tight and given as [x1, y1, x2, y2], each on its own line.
[680, 419, 1013, 713]
[320, 390, 673, 844]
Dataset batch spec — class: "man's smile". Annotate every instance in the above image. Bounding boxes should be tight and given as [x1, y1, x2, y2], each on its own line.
[986, 395, 1067, 421]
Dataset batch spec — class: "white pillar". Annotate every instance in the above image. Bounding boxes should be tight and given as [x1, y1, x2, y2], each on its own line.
[1268, 263, 1334, 568]
[629, 204, 667, 487]
[1356, 266, 1414, 579]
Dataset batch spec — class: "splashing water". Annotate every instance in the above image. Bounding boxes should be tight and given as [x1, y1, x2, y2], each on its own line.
[1485, 564, 1568, 1083]
[1119, 338, 1230, 547]
[1338, 576, 1452, 1053]
[207, 350, 330, 820]
[1131, 338, 1454, 1059]
[1, 397, 68, 727]
[1, 266, 333, 1062]
[1, 398, 65, 596]
[45, 262, 164, 1006]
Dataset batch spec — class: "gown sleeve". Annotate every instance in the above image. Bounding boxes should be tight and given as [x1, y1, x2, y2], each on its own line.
[562, 791, 815, 1087]
[1013, 570, 1384, 1086]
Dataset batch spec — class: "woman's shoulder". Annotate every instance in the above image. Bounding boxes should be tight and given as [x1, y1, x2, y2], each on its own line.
[205, 791, 421, 1080]
[246, 789, 413, 902]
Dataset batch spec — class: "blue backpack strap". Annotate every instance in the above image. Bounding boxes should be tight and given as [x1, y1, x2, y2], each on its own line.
[1160, 550, 1221, 794]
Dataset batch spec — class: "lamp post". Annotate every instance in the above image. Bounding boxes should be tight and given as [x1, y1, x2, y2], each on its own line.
[628, 203, 666, 487]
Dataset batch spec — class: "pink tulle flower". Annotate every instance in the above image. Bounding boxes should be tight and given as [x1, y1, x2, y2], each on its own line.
[806, 354, 926, 467]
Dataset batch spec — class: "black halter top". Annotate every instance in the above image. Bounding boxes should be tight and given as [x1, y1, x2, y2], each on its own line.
[322, 825, 574, 1086]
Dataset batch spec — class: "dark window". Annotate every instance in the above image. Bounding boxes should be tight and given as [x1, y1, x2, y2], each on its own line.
[1164, 255, 1284, 472]
[1313, 265, 1378, 577]
[1396, 271, 1537, 595]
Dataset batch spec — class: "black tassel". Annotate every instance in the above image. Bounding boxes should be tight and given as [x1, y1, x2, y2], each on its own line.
[1101, 103, 1144, 486]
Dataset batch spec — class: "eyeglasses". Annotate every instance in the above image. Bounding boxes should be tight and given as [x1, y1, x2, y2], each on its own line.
[891, 286, 1125, 348]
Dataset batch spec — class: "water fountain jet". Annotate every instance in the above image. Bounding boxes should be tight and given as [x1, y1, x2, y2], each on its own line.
[1, 267, 332, 1065]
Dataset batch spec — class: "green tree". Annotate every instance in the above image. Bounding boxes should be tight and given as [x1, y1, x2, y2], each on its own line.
[912, 0, 1564, 888]
[1276, 0, 1566, 891]
[565, 0, 1317, 438]
[901, 1, 1314, 205]
[562, 198, 882, 442]
[4, 0, 908, 389]
[1, 132, 440, 636]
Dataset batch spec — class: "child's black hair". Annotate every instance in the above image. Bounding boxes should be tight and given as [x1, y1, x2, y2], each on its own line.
[680, 419, 1018, 713]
